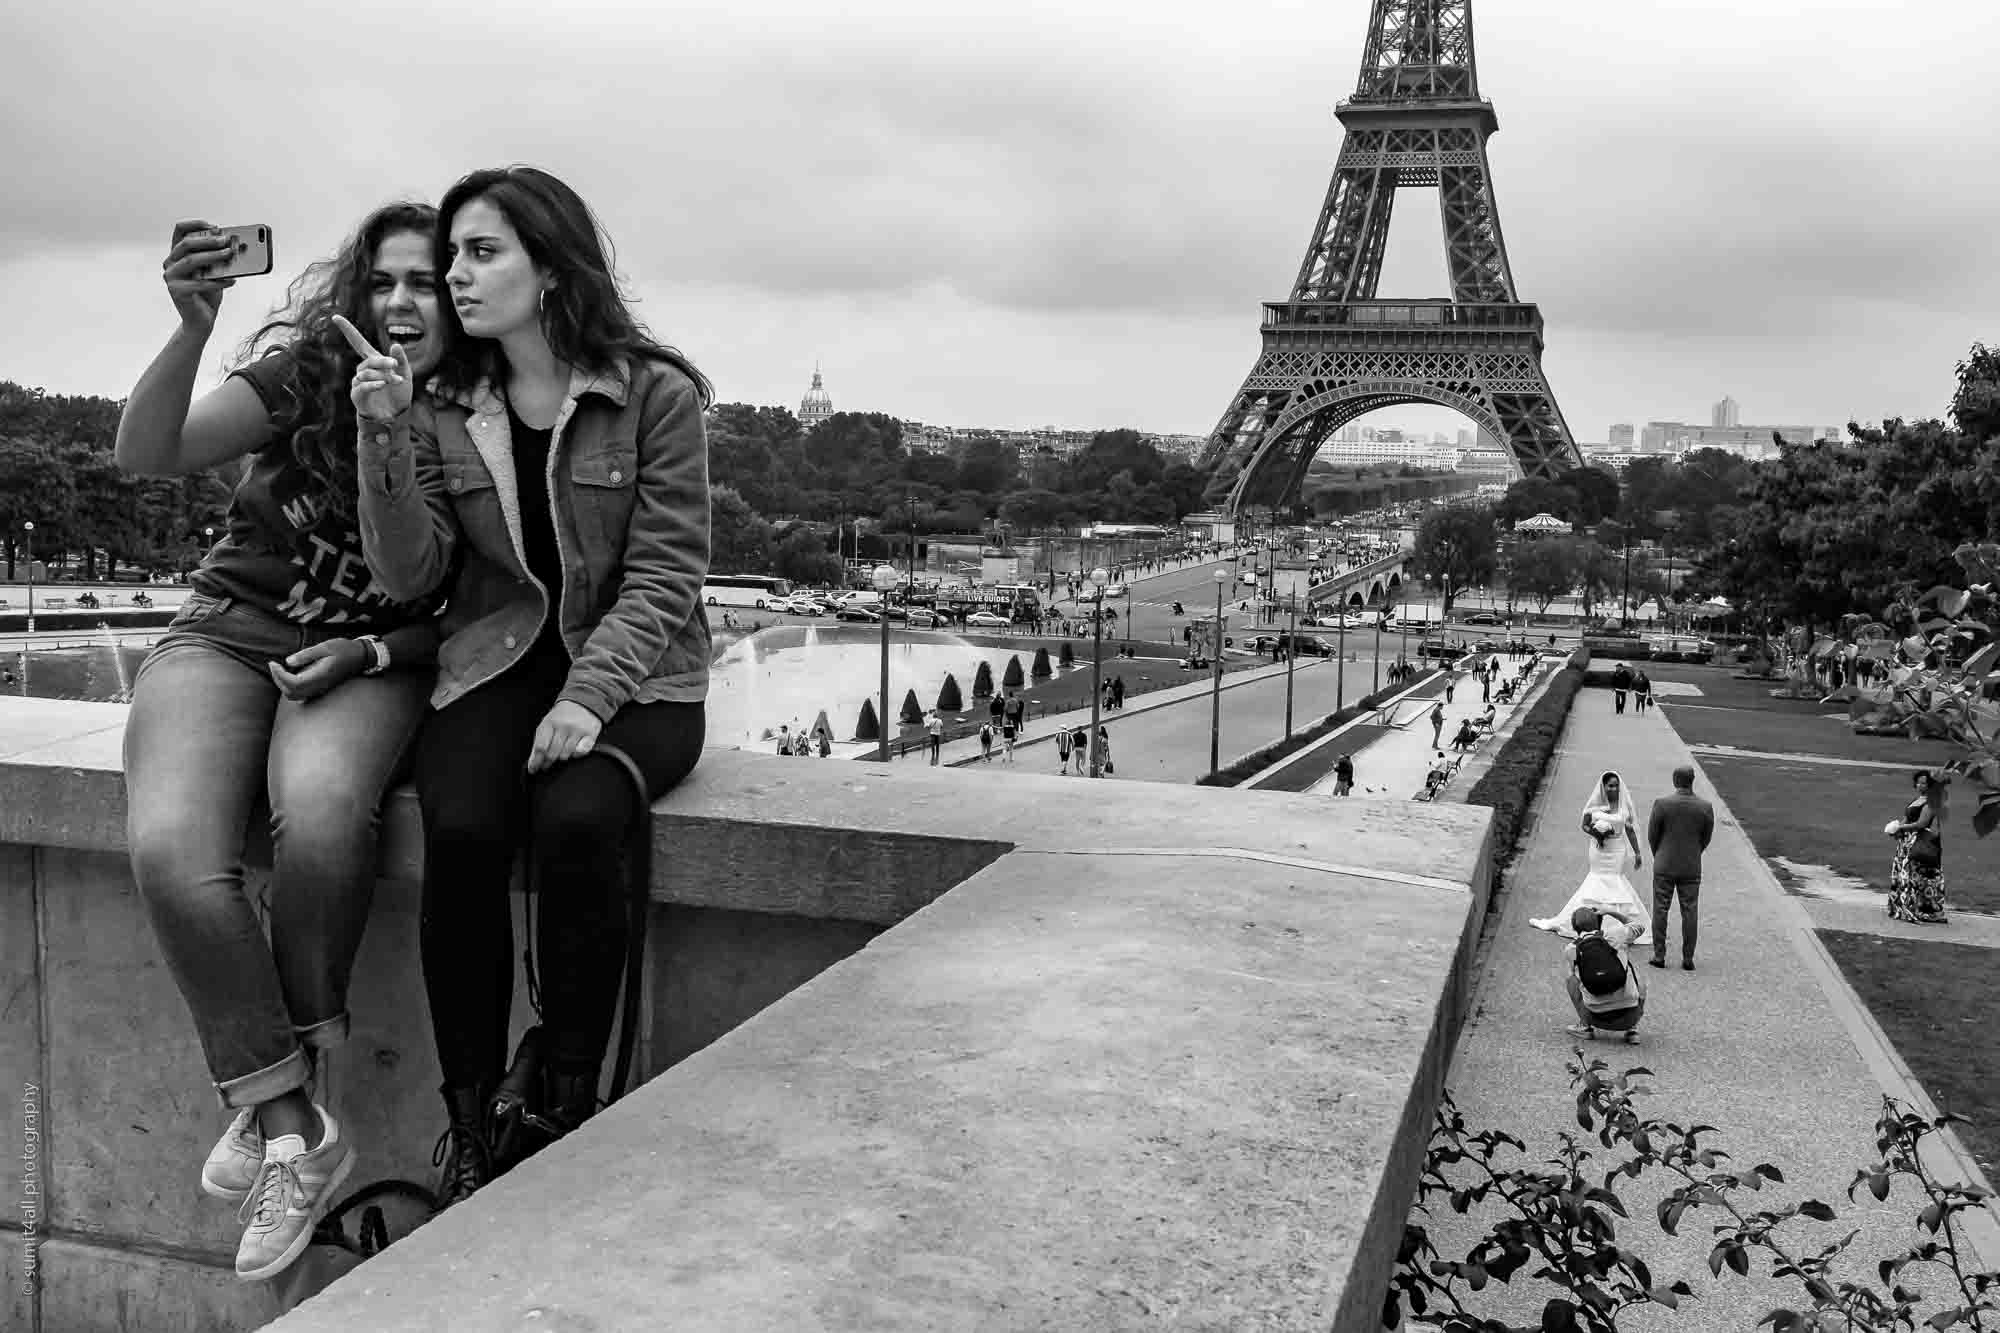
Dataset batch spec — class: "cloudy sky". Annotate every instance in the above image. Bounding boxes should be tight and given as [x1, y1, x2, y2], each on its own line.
[6, 0, 1995, 445]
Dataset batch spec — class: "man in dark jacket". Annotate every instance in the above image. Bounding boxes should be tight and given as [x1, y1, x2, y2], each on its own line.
[1647, 765, 1716, 970]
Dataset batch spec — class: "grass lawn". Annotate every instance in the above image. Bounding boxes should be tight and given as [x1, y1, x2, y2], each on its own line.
[1642, 663, 1961, 767]
[1816, 929, 2000, 1181]
[1251, 723, 1392, 792]
[1698, 755, 2000, 914]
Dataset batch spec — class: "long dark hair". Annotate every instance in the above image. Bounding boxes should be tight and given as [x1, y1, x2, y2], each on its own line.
[429, 166, 712, 407]
[232, 202, 439, 517]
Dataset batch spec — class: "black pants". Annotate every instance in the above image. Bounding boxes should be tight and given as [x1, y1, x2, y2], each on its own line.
[412, 639, 704, 1086]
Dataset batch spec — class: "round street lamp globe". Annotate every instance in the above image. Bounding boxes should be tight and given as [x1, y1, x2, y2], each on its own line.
[1213, 566, 1229, 585]
[870, 564, 899, 592]
[1090, 566, 1109, 589]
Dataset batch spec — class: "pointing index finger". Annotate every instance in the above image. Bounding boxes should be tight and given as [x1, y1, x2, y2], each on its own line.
[330, 314, 381, 361]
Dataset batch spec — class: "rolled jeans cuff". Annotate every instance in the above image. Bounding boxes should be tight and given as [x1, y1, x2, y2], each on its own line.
[214, 1047, 313, 1112]
[295, 1012, 349, 1051]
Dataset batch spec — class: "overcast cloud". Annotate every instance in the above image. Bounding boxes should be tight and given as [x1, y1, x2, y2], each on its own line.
[4, 0, 1994, 443]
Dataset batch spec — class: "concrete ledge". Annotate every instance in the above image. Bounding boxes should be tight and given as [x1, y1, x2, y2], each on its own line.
[1, 697, 1494, 1331]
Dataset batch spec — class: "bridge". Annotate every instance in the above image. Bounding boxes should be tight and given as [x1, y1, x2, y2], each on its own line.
[1289, 551, 1412, 612]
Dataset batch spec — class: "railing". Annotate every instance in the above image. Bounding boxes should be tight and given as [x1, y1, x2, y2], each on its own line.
[1261, 301, 1542, 332]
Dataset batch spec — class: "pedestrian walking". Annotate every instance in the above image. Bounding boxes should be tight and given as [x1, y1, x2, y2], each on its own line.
[1480, 667, 1491, 704]
[1443, 671, 1456, 704]
[1112, 674, 1126, 709]
[1001, 717, 1017, 764]
[1611, 663, 1630, 715]
[1333, 753, 1354, 797]
[1094, 725, 1113, 776]
[1634, 669, 1653, 713]
[1646, 764, 1714, 969]
[1055, 726, 1073, 774]
[816, 728, 832, 759]
[775, 725, 793, 756]
[925, 709, 943, 765]
[978, 722, 994, 762]
[1070, 724, 1089, 775]
[1004, 689, 1026, 739]
[1430, 701, 1446, 748]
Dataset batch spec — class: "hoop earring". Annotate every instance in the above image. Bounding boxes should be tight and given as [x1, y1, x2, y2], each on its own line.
[538, 289, 547, 316]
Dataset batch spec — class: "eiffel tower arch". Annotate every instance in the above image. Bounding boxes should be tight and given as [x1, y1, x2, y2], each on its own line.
[1198, 0, 1583, 515]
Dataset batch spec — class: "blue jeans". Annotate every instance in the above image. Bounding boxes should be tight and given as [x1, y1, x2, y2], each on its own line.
[124, 593, 432, 1109]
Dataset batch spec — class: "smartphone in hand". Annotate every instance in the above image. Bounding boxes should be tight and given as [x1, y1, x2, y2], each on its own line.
[199, 225, 273, 279]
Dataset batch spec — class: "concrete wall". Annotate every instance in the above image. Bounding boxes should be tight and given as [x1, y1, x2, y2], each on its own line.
[1, 696, 1494, 1331]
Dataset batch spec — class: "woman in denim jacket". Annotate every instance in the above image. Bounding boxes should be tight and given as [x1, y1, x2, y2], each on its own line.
[116, 205, 447, 1282]
[347, 167, 712, 1209]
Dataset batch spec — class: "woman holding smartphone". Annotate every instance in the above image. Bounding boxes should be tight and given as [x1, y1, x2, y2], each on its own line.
[116, 206, 448, 1282]
[348, 166, 712, 1209]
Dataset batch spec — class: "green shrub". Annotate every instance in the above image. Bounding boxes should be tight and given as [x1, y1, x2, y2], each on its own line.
[1462, 650, 1587, 868]
[1059, 641, 1075, 668]
[971, 661, 994, 698]
[936, 673, 963, 712]
[1031, 647, 1053, 678]
[899, 689, 924, 725]
[1003, 655, 1025, 688]
[853, 698, 880, 742]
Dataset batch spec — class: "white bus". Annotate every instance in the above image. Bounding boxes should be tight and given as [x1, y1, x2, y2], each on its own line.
[701, 574, 793, 609]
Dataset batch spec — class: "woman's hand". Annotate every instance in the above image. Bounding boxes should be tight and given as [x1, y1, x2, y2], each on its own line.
[162, 221, 238, 335]
[527, 700, 604, 775]
[268, 639, 371, 703]
[332, 315, 414, 425]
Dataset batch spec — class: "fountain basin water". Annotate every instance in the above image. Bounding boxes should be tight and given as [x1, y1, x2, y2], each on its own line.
[707, 625, 1053, 752]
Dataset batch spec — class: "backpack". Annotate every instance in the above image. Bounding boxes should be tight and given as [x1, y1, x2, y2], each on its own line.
[1574, 932, 1629, 997]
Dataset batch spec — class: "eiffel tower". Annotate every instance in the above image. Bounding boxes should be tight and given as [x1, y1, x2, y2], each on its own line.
[1198, 0, 1583, 515]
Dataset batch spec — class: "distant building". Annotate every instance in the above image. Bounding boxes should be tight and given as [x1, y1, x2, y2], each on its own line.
[1712, 396, 1740, 428]
[1608, 423, 1635, 451]
[799, 365, 834, 431]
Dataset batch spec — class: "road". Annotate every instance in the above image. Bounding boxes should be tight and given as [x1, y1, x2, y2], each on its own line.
[1080, 648, 1408, 785]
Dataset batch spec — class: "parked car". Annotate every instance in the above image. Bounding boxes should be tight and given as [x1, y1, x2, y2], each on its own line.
[905, 608, 943, 629]
[1461, 611, 1503, 626]
[965, 611, 1011, 629]
[1252, 633, 1333, 657]
[779, 594, 824, 616]
[836, 605, 882, 623]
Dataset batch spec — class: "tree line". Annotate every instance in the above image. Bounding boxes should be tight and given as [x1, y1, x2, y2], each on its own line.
[1, 382, 234, 581]
[1407, 341, 2000, 631]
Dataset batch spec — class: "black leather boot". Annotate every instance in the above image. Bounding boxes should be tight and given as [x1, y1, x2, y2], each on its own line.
[487, 1027, 548, 1175]
[431, 1082, 495, 1210]
[540, 1063, 603, 1141]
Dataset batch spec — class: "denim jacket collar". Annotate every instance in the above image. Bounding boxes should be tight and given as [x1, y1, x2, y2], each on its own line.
[431, 358, 634, 417]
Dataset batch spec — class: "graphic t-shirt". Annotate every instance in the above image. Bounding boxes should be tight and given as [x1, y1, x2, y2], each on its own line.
[189, 349, 443, 631]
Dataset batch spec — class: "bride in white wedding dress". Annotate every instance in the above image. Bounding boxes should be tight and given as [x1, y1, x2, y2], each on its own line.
[1530, 770, 1652, 943]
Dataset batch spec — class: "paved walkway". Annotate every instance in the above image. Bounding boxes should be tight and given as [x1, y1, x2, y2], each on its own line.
[1423, 688, 1999, 1326]
[1286, 651, 1553, 800]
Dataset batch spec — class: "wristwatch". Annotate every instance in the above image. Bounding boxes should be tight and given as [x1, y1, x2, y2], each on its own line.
[356, 635, 391, 676]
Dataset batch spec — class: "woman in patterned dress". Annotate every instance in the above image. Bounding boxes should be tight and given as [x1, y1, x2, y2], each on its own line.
[1885, 770, 1949, 924]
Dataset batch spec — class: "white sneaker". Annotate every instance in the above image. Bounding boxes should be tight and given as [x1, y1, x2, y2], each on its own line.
[201, 1108, 264, 1202]
[234, 1106, 354, 1282]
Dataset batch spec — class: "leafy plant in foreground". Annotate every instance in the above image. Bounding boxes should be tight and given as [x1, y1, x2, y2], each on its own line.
[1387, 1056, 2000, 1331]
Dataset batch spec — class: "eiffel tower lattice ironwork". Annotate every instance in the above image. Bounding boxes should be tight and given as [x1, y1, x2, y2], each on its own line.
[1197, 0, 1583, 514]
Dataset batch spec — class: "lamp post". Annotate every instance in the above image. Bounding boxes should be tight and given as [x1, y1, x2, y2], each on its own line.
[872, 563, 899, 762]
[1373, 601, 1384, 695]
[1088, 567, 1110, 777]
[1336, 603, 1347, 712]
[905, 496, 918, 590]
[1283, 592, 1299, 738]
[21, 521, 35, 635]
[1209, 566, 1228, 777]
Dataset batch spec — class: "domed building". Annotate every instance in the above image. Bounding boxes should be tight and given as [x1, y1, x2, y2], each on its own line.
[799, 364, 833, 431]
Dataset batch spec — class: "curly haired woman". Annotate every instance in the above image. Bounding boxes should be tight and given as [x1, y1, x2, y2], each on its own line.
[349, 166, 712, 1209]
[1885, 770, 1949, 924]
[116, 206, 449, 1281]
